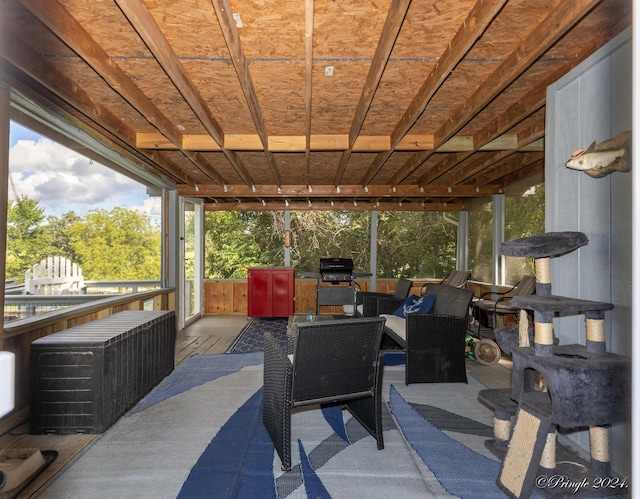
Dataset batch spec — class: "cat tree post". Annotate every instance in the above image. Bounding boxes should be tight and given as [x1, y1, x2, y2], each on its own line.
[491, 232, 630, 498]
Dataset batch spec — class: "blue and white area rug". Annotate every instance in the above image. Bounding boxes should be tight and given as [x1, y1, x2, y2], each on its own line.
[39, 353, 511, 498]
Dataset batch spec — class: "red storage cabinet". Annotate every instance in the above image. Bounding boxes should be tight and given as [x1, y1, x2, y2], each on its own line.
[247, 267, 295, 317]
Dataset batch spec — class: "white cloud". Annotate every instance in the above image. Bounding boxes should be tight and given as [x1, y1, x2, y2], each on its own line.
[9, 137, 152, 218]
[132, 197, 162, 220]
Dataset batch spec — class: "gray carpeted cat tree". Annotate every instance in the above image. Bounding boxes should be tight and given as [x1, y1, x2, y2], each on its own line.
[478, 232, 631, 499]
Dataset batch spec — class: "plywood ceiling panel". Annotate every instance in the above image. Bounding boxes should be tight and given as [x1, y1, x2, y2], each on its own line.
[0, 0, 630, 210]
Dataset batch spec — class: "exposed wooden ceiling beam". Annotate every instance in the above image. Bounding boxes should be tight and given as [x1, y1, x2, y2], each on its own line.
[416, 152, 474, 186]
[422, 4, 610, 188]
[115, 0, 254, 187]
[136, 132, 514, 153]
[333, 0, 412, 185]
[304, 0, 314, 184]
[177, 184, 502, 198]
[18, 0, 226, 185]
[360, 0, 508, 185]
[391, 0, 601, 186]
[0, 24, 192, 186]
[210, 0, 281, 186]
[204, 200, 468, 212]
[470, 152, 545, 187]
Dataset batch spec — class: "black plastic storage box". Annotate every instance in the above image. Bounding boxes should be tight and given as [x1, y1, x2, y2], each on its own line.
[30, 310, 176, 434]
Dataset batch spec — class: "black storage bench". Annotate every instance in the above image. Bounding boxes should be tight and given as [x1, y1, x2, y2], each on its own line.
[30, 310, 176, 434]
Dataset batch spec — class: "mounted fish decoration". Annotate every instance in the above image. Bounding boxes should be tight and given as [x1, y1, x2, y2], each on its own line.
[565, 130, 631, 178]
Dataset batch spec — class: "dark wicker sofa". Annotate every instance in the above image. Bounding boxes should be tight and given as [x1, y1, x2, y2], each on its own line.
[358, 278, 413, 317]
[381, 284, 473, 385]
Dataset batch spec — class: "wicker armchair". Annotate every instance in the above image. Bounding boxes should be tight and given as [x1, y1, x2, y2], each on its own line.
[262, 317, 386, 471]
[358, 278, 413, 317]
[383, 284, 474, 384]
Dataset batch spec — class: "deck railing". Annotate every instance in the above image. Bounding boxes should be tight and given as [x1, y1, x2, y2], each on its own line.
[4, 280, 162, 323]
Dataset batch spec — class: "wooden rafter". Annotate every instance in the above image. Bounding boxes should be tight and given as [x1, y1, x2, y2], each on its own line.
[1, 0, 629, 209]
[210, 0, 282, 186]
[177, 184, 502, 198]
[0, 23, 192, 186]
[333, 0, 412, 186]
[204, 200, 468, 212]
[360, 0, 508, 186]
[391, 0, 602, 186]
[18, 0, 226, 185]
[304, 0, 314, 184]
[115, 0, 254, 186]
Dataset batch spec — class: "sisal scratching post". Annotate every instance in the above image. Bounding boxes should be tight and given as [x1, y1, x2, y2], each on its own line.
[518, 309, 530, 347]
[585, 311, 611, 476]
[533, 320, 554, 357]
[497, 399, 554, 499]
[589, 425, 610, 477]
[478, 388, 518, 458]
[538, 429, 557, 478]
[534, 257, 551, 295]
[586, 311, 606, 353]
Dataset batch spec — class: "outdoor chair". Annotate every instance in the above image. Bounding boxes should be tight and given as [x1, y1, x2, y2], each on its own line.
[356, 278, 413, 317]
[473, 275, 536, 334]
[263, 317, 386, 471]
[419, 269, 471, 295]
[24, 256, 86, 295]
[381, 284, 474, 384]
[441, 269, 471, 288]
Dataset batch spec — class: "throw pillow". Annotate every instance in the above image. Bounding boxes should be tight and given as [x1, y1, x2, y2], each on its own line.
[392, 294, 436, 318]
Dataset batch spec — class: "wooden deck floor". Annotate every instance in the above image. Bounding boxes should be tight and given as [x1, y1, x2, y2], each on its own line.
[0, 315, 511, 497]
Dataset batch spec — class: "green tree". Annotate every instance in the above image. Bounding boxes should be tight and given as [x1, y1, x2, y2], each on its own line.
[69, 207, 160, 280]
[204, 211, 270, 278]
[505, 184, 545, 241]
[288, 211, 370, 273]
[44, 211, 83, 263]
[6, 195, 51, 281]
[203, 209, 459, 279]
[377, 211, 457, 278]
[504, 184, 546, 283]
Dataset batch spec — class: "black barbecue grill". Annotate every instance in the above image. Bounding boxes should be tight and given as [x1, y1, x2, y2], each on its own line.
[319, 258, 354, 284]
[298, 258, 370, 313]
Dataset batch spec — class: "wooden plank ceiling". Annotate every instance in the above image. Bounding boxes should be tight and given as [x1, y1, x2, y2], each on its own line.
[0, 0, 632, 211]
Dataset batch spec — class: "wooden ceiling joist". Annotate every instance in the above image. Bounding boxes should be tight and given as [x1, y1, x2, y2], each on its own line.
[333, 0, 413, 185]
[360, 0, 509, 186]
[204, 200, 468, 212]
[177, 184, 503, 199]
[390, 0, 603, 188]
[1, 0, 629, 210]
[115, 0, 254, 187]
[210, 0, 282, 186]
[18, 0, 227, 185]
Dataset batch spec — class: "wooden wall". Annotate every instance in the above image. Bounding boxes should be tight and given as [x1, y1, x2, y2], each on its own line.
[546, 27, 631, 476]
[204, 278, 441, 315]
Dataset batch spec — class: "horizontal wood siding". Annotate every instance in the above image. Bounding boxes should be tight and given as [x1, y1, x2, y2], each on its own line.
[203, 278, 455, 315]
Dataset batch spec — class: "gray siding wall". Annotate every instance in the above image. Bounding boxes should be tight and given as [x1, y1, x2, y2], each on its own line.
[545, 27, 631, 476]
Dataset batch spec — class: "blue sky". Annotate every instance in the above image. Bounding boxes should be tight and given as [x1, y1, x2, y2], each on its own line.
[9, 122, 161, 220]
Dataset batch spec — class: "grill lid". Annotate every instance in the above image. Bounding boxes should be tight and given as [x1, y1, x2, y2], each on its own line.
[319, 258, 354, 272]
[319, 258, 354, 282]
